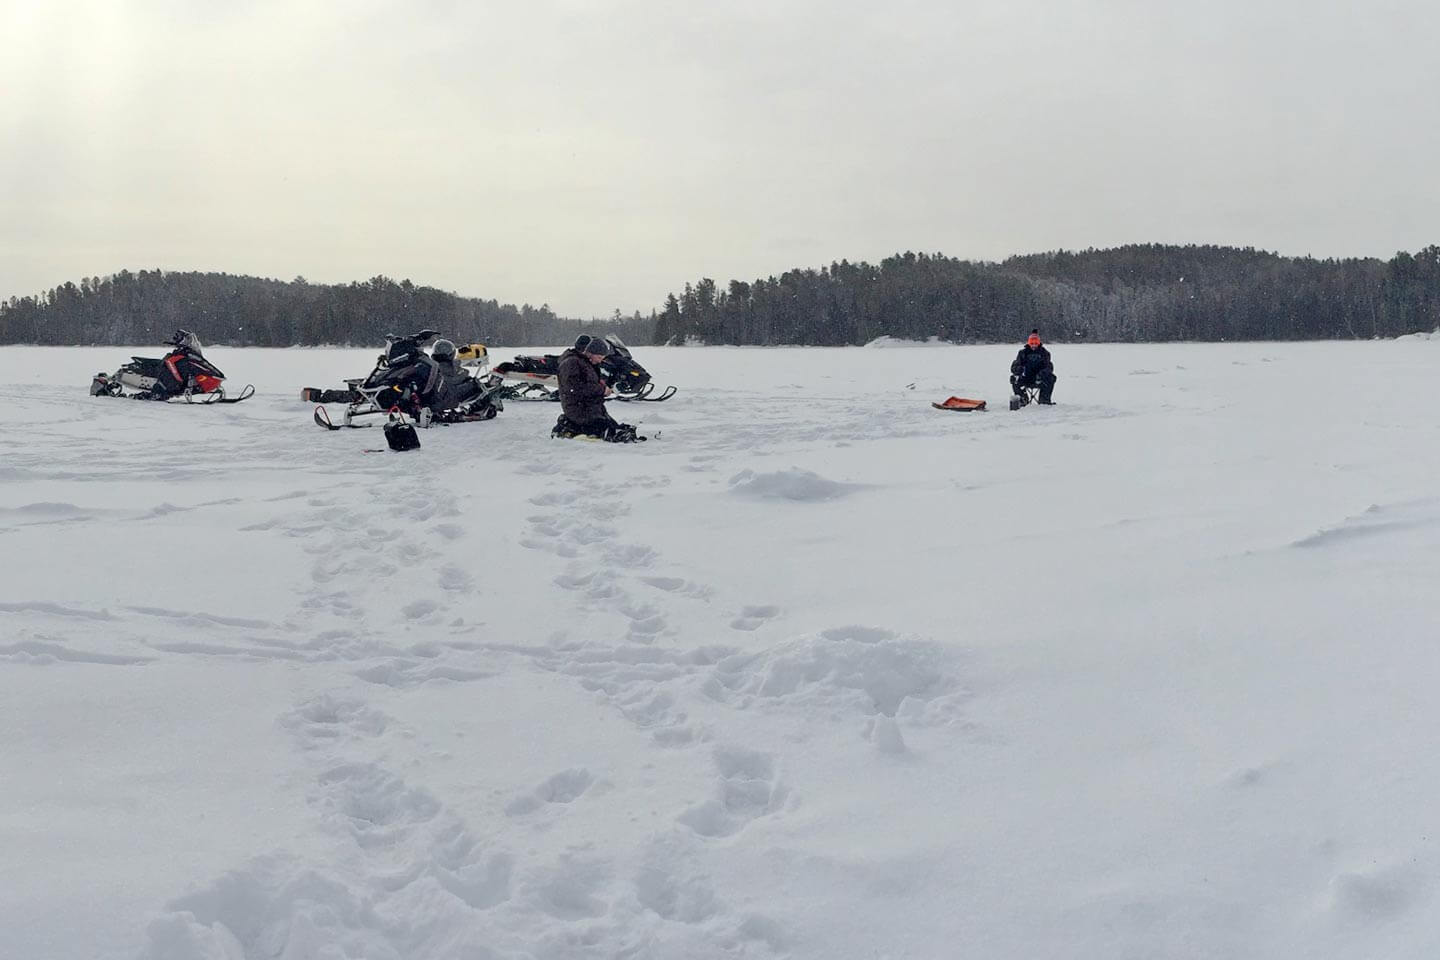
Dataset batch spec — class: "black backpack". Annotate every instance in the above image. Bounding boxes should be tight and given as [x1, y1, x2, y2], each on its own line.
[384, 412, 421, 451]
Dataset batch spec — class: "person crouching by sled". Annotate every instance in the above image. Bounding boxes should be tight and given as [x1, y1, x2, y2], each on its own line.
[553, 335, 641, 442]
[1010, 330, 1056, 406]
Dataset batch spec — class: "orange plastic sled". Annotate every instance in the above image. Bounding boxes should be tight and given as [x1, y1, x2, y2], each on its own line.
[932, 396, 986, 411]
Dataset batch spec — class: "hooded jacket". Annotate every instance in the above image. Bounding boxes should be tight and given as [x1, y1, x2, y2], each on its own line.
[1011, 344, 1054, 381]
[556, 347, 610, 424]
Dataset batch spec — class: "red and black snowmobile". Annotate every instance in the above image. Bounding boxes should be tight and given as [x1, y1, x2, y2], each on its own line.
[90, 330, 254, 404]
[494, 336, 676, 402]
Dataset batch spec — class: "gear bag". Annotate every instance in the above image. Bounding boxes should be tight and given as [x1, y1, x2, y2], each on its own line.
[384, 410, 421, 451]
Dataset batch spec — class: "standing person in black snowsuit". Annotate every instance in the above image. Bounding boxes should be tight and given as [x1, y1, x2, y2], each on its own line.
[553, 335, 642, 441]
[1010, 329, 1056, 405]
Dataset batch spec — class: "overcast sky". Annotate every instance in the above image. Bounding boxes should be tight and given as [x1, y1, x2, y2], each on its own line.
[3, 0, 1438, 316]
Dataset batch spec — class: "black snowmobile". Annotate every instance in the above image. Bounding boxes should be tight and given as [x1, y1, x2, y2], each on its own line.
[90, 330, 254, 404]
[494, 336, 676, 402]
[304, 330, 505, 429]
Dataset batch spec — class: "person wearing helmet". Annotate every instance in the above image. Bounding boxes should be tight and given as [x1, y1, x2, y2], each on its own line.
[553, 334, 641, 441]
[1010, 329, 1056, 406]
[424, 337, 483, 414]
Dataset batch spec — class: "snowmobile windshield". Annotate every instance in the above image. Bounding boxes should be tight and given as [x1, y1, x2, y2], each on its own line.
[174, 332, 204, 355]
[387, 338, 423, 363]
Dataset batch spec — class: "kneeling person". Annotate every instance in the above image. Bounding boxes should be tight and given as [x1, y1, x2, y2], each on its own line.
[553, 336, 641, 442]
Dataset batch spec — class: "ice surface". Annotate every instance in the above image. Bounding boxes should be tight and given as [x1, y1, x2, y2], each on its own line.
[2, 341, 1439, 959]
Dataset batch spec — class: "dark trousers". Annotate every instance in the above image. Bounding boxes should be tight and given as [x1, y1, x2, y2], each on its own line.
[554, 413, 617, 438]
[1012, 371, 1056, 402]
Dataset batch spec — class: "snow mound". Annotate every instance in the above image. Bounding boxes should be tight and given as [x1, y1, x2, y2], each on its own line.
[728, 468, 860, 502]
[703, 625, 960, 719]
[1291, 498, 1440, 549]
[865, 335, 951, 348]
[1395, 329, 1439, 341]
[7, 501, 87, 516]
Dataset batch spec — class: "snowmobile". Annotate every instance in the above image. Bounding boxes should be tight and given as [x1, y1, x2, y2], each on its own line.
[304, 330, 505, 429]
[89, 330, 254, 404]
[493, 336, 677, 402]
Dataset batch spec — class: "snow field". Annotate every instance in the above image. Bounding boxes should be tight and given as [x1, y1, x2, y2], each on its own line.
[1, 341, 1438, 959]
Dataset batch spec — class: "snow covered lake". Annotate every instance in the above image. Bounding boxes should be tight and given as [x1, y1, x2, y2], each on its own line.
[2, 340, 1438, 959]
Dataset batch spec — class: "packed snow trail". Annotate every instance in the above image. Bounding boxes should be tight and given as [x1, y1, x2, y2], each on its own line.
[2, 343, 1439, 959]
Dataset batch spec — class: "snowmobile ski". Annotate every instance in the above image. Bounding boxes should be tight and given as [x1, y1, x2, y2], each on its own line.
[191, 383, 254, 404]
[612, 383, 677, 402]
[314, 405, 342, 430]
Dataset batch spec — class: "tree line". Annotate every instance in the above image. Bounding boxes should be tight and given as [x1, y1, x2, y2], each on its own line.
[0, 270, 654, 348]
[653, 244, 1440, 344]
[4, 244, 1438, 347]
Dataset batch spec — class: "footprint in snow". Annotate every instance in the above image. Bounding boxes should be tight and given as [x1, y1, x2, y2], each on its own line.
[437, 564, 474, 592]
[504, 768, 596, 816]
[281, 695, 388, 749]
[529, 490, 580, 507]
[634, 841, 719, 924]
[524, 854, 612, 920]
[353, 659, 493, 688]
[730, 604, 781, 631]
[554, 570, 596, 591]
[603, 543, 656, 568]
[402, 598, 443, 621]
[678, 747, 787, 838]
[639, 576, 714, 600]
[624, 609, 668, 643]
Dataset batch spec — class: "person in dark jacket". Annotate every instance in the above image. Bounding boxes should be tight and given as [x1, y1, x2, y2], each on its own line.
[553, 335, 641, 441]
[426, 338, 478, 412]
[1010, 329, 1056, 405]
